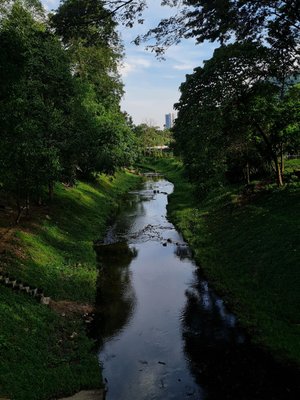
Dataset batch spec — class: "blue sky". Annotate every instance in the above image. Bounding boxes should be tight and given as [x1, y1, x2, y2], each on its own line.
[42, 0, 217, 128]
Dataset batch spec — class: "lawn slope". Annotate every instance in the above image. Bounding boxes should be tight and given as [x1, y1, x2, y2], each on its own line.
[0, 171, 141, 400]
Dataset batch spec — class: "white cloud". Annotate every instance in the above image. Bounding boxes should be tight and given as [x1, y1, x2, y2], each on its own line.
[119, 56, 152, 77]
[134, 58, 152, 68]
[173, 63, 195, 71]
[119, 62, 135, 78]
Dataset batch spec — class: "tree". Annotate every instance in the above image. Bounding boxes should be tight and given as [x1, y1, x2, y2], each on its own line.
[133, 123, 172, 156]
[104, 0, 147, 27]
[0, 0, 141, 220]
[174, 43, 300, 188]
[0, 1, 75, 216]
[51, 0, 118, 47]
[51, 0, 139, 176]
[137, 1, 299, 54]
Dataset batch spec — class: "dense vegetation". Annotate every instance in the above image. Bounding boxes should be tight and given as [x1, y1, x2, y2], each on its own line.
[173, 46, 299, 192]
[0, 0, 140, 219]
[157, 0, 300, 192]
[133, 123, 173, 155]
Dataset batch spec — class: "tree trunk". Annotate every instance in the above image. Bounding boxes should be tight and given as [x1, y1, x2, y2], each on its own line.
[25, 194, 30, 216]
[246, 162, 250, 185]
[274, 157, 284, 186]
[48, 181, 54, 200]
[280, 143, 284, 176]
[254, 122, 284, 186]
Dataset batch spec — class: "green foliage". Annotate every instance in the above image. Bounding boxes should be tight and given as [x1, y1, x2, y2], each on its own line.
[0, 0, 139, 213]
[0, 2, 75, 207]
[123, 2, 300, 192]
[0, 1, 141, 394]
[174, 43, 300, 191]
[139, 0, 300, 69]
[51, 0, 118, 47]
[134, 123, 173, 156]
[51, 0, 138, 177]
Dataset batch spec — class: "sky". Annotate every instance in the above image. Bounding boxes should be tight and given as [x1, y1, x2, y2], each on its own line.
[42, 0, 217, 128]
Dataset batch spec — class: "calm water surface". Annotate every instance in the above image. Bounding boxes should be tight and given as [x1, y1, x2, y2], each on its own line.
[93, 178, 300, 400]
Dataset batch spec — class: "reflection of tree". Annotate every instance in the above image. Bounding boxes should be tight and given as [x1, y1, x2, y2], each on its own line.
[182, 270, 300, 400]
[174, 244, 192, 260]
[91, 242, 137, 346]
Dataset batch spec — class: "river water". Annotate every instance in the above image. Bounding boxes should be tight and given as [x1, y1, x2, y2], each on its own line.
[92, 177, 299, 400]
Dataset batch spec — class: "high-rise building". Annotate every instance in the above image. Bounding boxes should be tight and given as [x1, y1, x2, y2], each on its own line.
[165, 113, 172, 129]
[165, 113, 175, 129]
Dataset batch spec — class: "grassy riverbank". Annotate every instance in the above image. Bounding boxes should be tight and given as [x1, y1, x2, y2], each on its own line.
[0, 171, 141, 400]
[142, 157, 300, 365]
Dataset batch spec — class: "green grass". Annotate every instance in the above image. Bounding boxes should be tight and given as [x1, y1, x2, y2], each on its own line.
[7, 172, 141, 302]
[285, 158, 300, 178]
[285, 157, 300, 169]
[0, 170, 141, 400]
[144, 157, 300, 365]
[0, 287, 101, 400]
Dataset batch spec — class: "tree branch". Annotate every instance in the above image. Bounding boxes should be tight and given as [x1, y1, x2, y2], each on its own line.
[106, 0, 136, 16]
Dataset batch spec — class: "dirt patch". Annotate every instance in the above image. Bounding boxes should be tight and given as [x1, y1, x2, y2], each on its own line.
[49, 300, 95, 315]
[57, 390, 104, 400]
[0, 204, 48, 268]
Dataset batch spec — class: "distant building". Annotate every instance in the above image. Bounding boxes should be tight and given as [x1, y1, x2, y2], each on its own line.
[165, 113, 172, 129]
[165, 113, 175, 129]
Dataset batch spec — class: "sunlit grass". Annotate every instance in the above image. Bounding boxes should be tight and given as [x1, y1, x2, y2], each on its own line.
[7, 172, 141, 302]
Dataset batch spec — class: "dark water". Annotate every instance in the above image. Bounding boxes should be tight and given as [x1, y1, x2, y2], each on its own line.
[93, 178, 300, 400]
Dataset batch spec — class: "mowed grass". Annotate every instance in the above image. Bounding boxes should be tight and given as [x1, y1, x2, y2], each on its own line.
[7, 172, 141, 302]
[145, 157, 300, 364]
[0, 170, 141, 400]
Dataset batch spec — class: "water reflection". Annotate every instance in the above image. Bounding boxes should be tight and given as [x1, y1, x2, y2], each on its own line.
[174, 243, 192, 260]
[92, 242, 137, 342]
[182, 269, 300, 400]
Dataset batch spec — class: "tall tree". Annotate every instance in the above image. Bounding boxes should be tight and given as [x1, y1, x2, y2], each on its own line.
[0, 1, 75, 214]
[51, 0, 138, 176]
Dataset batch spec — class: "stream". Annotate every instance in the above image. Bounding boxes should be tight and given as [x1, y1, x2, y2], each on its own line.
[92, 177, 299, 400]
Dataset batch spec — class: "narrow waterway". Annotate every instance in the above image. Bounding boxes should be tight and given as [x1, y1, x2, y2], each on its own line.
[92, 177, 299, 400]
